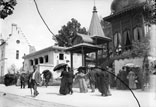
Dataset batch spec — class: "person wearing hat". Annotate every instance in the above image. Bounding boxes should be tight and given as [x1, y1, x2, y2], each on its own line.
[75, 66, 88, 93]
[28, 65, 41, 97]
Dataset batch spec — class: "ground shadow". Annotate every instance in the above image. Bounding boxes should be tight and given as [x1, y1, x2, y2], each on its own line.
[46, 92, 61, 96]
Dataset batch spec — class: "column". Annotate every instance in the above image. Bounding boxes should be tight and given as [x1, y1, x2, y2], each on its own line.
[70, 52, 73, 70]
[82, 47, 85, 66]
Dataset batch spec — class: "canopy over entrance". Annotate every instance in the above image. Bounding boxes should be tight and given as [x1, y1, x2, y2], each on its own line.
[66, 43, 103, 53]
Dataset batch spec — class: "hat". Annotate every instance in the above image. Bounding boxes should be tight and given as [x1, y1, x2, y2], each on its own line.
[77, 66, 86, 72]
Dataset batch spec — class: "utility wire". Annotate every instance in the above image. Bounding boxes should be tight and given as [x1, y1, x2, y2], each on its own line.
[33, 0, 55, 36]
[33, 0, 67, 45]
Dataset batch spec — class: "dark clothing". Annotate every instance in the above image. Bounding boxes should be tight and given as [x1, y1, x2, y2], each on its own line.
[42, 70, 52, 87]
[87, 70, 96, 92]
[67, 71, 74, 94]
[4, 74, 17, 86]
[20, 74, 26, 89]
[28, 71, 41, 96]
[59, 70, 69, 95]
[95, 68, 109, 96]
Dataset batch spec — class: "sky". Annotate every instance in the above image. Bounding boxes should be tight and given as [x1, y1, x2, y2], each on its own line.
[1, 0, 113, 50]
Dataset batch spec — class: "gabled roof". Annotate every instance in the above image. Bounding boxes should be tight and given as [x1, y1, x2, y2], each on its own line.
[88, 6, 111, 44]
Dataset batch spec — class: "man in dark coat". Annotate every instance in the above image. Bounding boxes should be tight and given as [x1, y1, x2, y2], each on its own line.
[20, 73, 26, 89]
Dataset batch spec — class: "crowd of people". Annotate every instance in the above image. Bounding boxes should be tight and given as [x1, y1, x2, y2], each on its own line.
[4, 63, 155, 97]
[57, 65, 112, 96]
[3, 64, 114, 97]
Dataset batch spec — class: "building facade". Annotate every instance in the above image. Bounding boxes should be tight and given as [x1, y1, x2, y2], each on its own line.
[103, 0, 156, 74]
[0, 24, 31, 76]
[23, 46, 82, 78]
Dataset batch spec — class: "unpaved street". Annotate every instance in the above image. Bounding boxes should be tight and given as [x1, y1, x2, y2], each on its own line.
[0, 92, 74, 107]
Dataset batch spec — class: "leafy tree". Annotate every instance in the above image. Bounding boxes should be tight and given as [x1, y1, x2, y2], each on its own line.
[131, 34, 150, 58]
[0, 0, 17, 19]
[54, 18, 87, 47]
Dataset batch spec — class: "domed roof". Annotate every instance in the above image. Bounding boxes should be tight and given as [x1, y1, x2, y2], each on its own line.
[111, 0, 146, 13]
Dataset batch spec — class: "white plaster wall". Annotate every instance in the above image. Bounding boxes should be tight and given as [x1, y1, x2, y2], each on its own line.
[4, 25, 29, 74]
[114, 57, 144, 75]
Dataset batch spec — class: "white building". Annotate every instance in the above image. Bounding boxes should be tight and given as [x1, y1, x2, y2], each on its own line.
[0, 24, 32, 76]
[23, 46, 82, 78]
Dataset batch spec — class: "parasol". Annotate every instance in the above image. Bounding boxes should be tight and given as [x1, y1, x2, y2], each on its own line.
[53, 63, 67, 71]
[124, 63, 136, 67]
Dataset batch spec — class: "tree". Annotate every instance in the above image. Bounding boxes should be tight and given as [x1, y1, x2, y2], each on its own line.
[54, 18, 87, 47]
[131, 34, 150, 58]
[0, 0, 17, 19]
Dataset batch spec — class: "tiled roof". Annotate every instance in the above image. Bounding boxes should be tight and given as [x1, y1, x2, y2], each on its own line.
[88, 6, 111, 43]
[77, 33, 94, 44]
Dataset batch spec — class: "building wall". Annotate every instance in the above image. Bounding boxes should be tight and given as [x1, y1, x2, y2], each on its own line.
[0, 24, 30, 75]
[110, 8, 145, 52]
[23, 47, 82, 78]
[114, 57, 144, 75]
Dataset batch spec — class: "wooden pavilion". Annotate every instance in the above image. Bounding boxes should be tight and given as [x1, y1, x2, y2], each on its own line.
[66, 6, 111, 69]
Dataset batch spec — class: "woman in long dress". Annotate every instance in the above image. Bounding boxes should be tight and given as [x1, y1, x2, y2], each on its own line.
[75, 68, 88, 93]
[59, 67, 69, 95]
[127, 70, 136, 89]
[94, 68, 109, 96]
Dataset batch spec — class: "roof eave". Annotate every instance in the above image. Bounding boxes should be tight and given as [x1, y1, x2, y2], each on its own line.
[103, 2, 146, 22]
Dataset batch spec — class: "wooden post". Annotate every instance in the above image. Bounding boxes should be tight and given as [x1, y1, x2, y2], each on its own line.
[95, 50, 98, 67]
[70, 52, 73, 70]
[82, 47, 85, 66]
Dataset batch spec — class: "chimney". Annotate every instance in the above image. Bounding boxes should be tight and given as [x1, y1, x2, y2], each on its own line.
[10, 23, 17, 36]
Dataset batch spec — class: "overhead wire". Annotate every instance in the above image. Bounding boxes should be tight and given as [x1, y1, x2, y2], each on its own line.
[33, 0, 67, 45]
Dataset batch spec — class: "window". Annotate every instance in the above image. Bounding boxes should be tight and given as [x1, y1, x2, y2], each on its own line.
[114, 32, 122, 54]
[35, 58, 38, 65]
[123, 30, 131, 50]
[113, 32, 121, 48]
[39, 57, 43, 63]
[59, 53, 64, 60]
[133, 27, 143, 41]
[45, 55, 49, 63]
[16, 50, 19, 59]
[30, 60, 33, 66]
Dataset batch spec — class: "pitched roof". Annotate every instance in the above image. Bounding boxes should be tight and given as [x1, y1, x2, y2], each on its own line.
[88, 6, 111, 43]
[77, 33, 94, 44]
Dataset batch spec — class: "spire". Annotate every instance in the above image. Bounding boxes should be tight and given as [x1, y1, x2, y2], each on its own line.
[88, 6, 111, 44]
[93, 6, 97, 13]
[88, 6, 105, 37]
